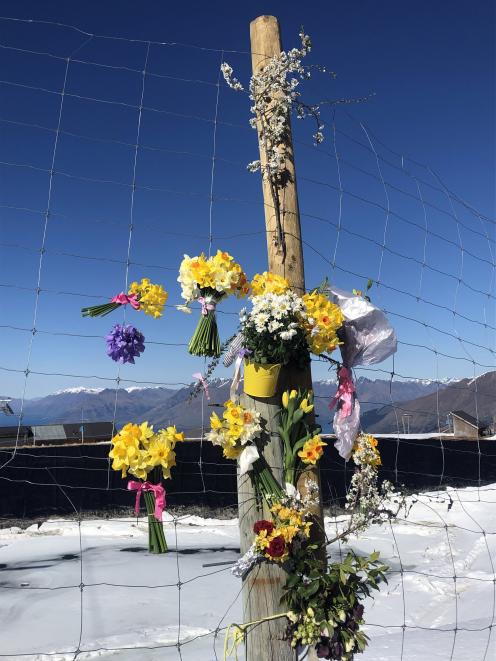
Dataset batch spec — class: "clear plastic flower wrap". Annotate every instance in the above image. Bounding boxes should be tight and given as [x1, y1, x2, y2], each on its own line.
[324, 285, 397, 368]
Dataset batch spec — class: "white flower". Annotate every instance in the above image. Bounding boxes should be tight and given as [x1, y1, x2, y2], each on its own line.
[206, 429, 224, 446]
[280, 329, 297, 341]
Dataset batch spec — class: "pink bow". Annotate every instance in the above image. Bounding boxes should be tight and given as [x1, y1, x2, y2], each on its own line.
[198, 297, 215, 316]
[193, 372, 210, 400]
[111, 292, 140, 310]
[127, 480, 166, 521]
[329, 366, 356, 419]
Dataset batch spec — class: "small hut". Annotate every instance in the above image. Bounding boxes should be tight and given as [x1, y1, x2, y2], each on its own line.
[450, 411, 481, 439]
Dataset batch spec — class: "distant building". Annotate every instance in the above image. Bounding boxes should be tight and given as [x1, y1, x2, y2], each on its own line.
[0, 422, 114, 449]
[450, 411, 481, 439]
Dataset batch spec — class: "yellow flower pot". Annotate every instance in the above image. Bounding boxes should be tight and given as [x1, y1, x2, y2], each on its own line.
[244, 360, 282, 398]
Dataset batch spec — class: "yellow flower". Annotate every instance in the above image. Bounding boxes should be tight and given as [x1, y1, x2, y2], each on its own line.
[279, 524, 299, 543]
[146, 436, 176, 480]
[299, 398, 314, 414]
[224, 404, 243, 425]
[138, 421, 155, 446]
[223, 444, 242, 460]
[250, 271, 289, 296]
[108, 421, 185, 480]
[128, 278, 168, 319]
[297, 435, 327, 465]
[225, 423, 243, 442]
[352, 434, 381, 467]
[210, 412, 223, 430]
[282, 389, 298, 409]
[302, 292, 344, 355]
[178, 251, 248, 300]
[277, 506, 293, 521]
[270, 502, 282, 515]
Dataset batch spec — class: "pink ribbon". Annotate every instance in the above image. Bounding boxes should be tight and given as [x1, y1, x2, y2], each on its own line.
[198, 297, 216, 316]
[127, 480, 166, 521]
[193, 372, 210, 400]
[329, 366, 356, 419]
[111, 292, 140, 310]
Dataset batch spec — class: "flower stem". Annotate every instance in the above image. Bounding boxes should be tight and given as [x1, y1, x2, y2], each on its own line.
[143, 490, 168, 553]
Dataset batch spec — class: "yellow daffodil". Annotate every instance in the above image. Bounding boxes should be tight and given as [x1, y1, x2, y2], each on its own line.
[282, 389, 298, 409]
[302, 292, 344, 355]
[297, 435, 327, 465]
[250, 271, 289, 296]
[210, 412, 223, 430]
[299, 398, 314, 414]
[146, 437, 176, 479]
[108, 421, 185, 481]
[128, 278, 168, 319]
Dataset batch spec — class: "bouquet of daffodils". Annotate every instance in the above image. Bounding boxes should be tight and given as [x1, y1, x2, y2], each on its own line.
[82, 278, 168, 318]
[178, 250, 249, 357]
[109, 421, 184, 553]
[207, 400, 283, 497]
[301, 291, 345, 356]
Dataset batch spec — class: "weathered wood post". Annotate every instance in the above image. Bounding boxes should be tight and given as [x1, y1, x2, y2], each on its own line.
[237, 15, 326, 661]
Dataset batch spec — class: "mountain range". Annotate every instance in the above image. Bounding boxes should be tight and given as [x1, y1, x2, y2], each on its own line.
[361, 371, 496, 434]
[2, 374, 486, 436]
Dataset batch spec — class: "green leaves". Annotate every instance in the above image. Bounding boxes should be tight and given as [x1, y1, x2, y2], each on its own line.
[283, 548, 389, 653]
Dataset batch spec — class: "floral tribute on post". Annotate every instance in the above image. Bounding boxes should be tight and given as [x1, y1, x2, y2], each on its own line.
[205, 24, 403, 661]
[109, 422, 185, 553]
[178, 250, 249, 357]
[237, 273, 344, 398]
[213, 384, 403, 659]
[210, 268, 400, 659]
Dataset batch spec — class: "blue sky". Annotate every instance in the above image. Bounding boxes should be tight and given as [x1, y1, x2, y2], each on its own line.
[0, 0, 494, 398]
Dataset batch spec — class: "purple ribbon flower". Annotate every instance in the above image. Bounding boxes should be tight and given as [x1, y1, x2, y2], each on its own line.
[105, 323, 145, 364]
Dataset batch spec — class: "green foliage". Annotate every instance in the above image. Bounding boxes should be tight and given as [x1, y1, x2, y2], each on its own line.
[277, 389, 321, 486]
[283, 547, 388, 657]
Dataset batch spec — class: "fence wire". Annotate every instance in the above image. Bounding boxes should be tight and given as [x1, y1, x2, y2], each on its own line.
[0, 15, 494, 661]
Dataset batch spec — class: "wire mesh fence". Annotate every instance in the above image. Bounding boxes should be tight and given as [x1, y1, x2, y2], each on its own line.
[0, 15, 494, 661]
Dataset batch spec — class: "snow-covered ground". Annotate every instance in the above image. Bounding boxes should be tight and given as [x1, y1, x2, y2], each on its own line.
[1, 485, 495, 660]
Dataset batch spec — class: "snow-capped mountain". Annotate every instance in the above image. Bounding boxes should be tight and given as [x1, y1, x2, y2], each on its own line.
[1, 376, 458, 435]
[361, 371, 496, 433]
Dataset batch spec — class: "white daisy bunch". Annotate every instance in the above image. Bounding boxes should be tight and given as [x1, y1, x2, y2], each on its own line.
[240, 291, 310, 367]
[246, 291, 305, 339]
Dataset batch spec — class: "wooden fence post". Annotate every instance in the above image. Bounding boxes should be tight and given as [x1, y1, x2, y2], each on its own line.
[237, 15, 326, 661]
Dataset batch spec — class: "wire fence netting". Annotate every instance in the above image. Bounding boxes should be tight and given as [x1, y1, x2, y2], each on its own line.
[0, 16, 494, 661]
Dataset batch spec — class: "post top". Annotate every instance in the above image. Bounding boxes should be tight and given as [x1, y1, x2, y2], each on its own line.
[250, 15, 280, 29]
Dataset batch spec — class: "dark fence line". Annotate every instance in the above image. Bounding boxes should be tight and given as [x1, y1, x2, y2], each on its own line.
[0, 438, 495, 518]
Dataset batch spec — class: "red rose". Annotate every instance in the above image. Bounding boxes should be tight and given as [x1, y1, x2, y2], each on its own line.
[267, 534, 286, 558]
[253, 519, 275, 535]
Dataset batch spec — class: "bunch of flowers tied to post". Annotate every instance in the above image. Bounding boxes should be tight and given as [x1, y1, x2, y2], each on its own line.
[207, 389, 324, 501]
[109, 421, 184, 553]
[238, 272, 345, 397]
[178, 250, 249, 357]
[209, 390, 389, 659]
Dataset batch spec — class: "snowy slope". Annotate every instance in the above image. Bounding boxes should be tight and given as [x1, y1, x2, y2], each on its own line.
[0, 485, 495, 660]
